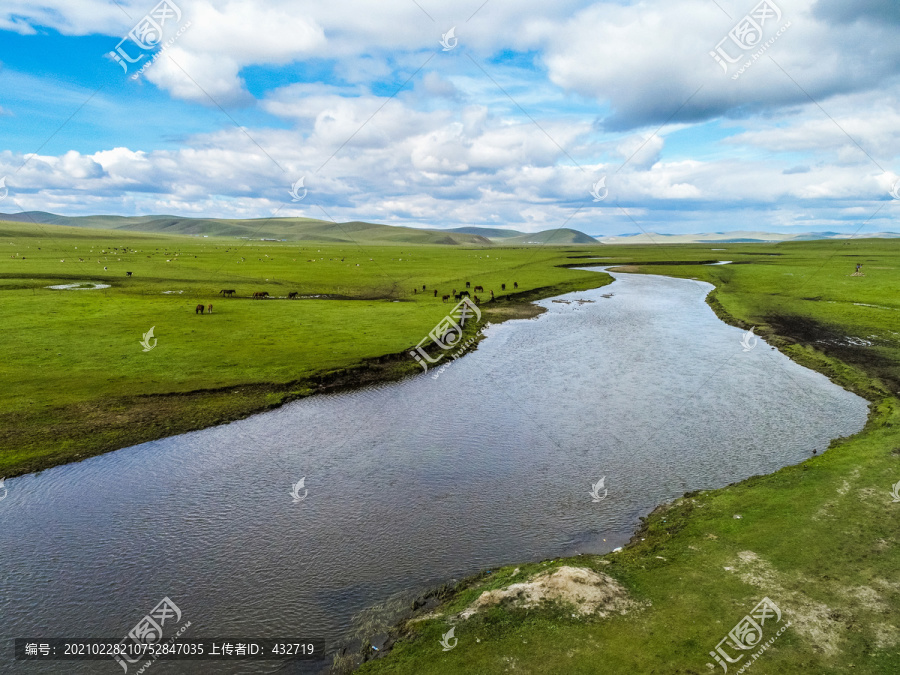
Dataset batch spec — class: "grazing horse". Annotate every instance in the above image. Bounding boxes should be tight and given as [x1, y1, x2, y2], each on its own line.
[195, 304, 205, 314]
[473, 295, 480, 304]
[459, 290, 470, 299]
[207, 304, 213, 313]
[288, 292, 299, 299]
[465, 281, 471, 288]
[253, 291, 269, 299]
[433, 289, 438, 297]
[452, 289, 457, 296]
[501, 283, 506, 290]
[126, 271, 133, 277]
[454, 294, 461, 301]
[474, 285, 484, 293]
[514, 282, 518, 289]
[442, 295, 450, 302]
[219, 289, 236, 297]
[422, 284, 426, 291]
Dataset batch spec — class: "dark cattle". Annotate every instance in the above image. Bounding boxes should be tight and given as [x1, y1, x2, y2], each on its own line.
[442, 295, 450, 302]
[433, 289, 437, 297]
[474, 285, 484, 292]
[195, 304, 205, 314]
[125, 271, 133, 277]
[501, 283, 506, 290]
[465, 281, 470, 288]
[288, 292, 299, 299]
[514, 282, 518, 289]
[219, 289, 236, 297]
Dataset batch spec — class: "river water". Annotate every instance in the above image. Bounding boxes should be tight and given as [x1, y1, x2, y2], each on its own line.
[0, 269, 869, 673]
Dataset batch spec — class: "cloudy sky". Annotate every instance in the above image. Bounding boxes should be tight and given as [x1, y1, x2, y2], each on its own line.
[0, 0, 899, 234]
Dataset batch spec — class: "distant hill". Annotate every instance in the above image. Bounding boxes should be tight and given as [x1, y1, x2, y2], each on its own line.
[503, 228, 600, 245]
[447, 226, 526, 238]
[594, 230, 900, 244]
[0, 212, 603, 246]
[0, 212, 491, 245]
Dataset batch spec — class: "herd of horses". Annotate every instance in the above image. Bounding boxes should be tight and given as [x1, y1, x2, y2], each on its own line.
[198, 281, 520, 313]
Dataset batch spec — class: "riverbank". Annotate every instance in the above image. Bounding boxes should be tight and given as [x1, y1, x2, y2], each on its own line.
[353, 250, 900, 674]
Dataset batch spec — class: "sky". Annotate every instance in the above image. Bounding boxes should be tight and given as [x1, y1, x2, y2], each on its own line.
[0, 0, 899, 234]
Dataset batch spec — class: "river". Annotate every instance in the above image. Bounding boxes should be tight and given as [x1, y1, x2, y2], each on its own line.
[0, 268, 869, 673]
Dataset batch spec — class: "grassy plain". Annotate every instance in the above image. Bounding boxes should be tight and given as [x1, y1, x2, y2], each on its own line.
[357, 239, 900, 674]
[0, 220, 609, 476]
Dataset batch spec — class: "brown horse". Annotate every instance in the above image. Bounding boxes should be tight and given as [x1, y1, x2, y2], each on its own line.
[473, 295, 480, 304]
[501, 283, 506, 290]
[219, 289, 236, 297]
[514, 282, 518, 289]
[433, 289, 437, 297]
[195, 304, 205, 314]
[253, 291, 269, 299]
[442, 295, 450, 302]
[207, 304, 213, 313]
[474, 285, 484, 292]
[288, 292, 299, 299]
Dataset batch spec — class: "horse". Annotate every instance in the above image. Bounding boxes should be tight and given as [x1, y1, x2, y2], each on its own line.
[253, 291, 269, 299]
[207, 304, 213, 313]
[413, 288, 417, 294]
[490, 290, 494, 298]
[474, 285, 484, 293]
[459, 291, 470, 299]
[452, 289, 457, 296]
[473, 295, 480, 304]
[442, 295, 450, 302]
[422, 284, 426, 291]
[514, 282, 518, 289]
[195, 304, 205, 314]
[433, 289, 438, 297]
[288, 292, 299, 299]
[501, 283, 506, 290]
[126, 271, 133, 277]
[219, 289, 236, 297]
[465, 282, 471, 288]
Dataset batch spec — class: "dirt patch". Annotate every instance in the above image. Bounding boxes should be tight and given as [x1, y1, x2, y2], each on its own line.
[457, 566, 636, 620]
[729, 551, 843, 655]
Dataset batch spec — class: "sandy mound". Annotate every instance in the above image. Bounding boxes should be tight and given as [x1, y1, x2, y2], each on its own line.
[459, 566, 635, 620]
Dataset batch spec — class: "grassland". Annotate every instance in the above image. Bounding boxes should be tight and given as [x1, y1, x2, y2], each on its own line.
[355, 239, 900, 674]
[0, 219, 610, 477]
[6, 220, 900, 674]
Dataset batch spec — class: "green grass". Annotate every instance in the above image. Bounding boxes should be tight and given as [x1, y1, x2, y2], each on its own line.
[0, 220, 609, 476]
[356, 239, 900, 674]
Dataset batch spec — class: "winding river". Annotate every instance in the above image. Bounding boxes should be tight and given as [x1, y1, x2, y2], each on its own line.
[0, 269, 869, 673]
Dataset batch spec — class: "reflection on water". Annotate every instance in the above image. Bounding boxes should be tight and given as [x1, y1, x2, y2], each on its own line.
[0, 270, 868, 673]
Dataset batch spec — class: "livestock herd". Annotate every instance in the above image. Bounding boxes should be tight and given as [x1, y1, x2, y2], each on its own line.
[198, 281, 520, 314]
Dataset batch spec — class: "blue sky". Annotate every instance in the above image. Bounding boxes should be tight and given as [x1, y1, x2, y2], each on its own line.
[1, 0, 899, 234]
